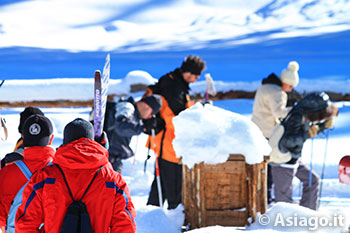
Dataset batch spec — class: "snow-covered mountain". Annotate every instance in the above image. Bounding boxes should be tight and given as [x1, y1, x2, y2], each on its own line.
[0, 0, 349, 52]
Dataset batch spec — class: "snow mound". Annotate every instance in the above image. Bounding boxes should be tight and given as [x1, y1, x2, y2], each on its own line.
[117, 70, 157, 94]
[248, 202, 350, 232]
[173, 103, 271, 168]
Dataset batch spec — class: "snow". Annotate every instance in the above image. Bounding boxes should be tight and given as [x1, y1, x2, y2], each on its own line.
[1, 74, 350, 233]
[0, 1, 350, 232]
[173, 103, 271, 168]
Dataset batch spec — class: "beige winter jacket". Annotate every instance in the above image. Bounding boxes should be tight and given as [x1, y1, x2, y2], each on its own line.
[252, 84, 291, 138]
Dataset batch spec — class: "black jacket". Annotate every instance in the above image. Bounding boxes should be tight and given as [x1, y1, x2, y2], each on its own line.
[150, 68, 190, 116]
[278, 93, 328, 164]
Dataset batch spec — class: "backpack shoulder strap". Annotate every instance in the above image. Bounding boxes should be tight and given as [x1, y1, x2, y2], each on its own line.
[6, 161, 32, 232]
[14, 160, 32, 180]
[55, 164, 75, 201]
[55, 164, 103, 202]
[79, 166, 103, 202]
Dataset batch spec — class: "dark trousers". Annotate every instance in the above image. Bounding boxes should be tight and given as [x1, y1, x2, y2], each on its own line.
[147, 158, 182, 209]
[271, 161, 320, 210]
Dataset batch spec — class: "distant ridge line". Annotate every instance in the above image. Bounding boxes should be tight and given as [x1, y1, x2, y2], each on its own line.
[1, 91, 349, 107]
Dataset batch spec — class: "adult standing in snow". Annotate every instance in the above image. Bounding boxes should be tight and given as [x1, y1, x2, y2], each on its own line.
[252, 61, 300, 204]
[145, 55, 206, 209]
[0, 114, 55, 232]
[108, 94, 162, 173]
[269, 92, 337, 210]
[15, 118, 136, 233]
[1, 106, 45, 168]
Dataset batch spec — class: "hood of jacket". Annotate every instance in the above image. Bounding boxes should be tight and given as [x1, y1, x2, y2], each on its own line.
[262, 73, 282, 87]
[53, 138, 109, 169]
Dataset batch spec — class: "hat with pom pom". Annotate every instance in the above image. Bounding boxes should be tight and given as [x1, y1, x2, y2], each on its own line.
[280, 61, 300, 87]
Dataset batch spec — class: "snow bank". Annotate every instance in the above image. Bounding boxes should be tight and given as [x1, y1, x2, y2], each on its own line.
[115, 70, 157, 95]
[248, 202, 350, 232]
[172, 103, 271, 168]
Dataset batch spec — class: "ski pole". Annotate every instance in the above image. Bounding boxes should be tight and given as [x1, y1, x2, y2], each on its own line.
[318, 130, 330, 207]
[144, 140, 151, 173]
[0, 116, 8, 141]
[308, 137, 314, 209]
[132, 135, 139, 166]
[152, 129, 163, 208]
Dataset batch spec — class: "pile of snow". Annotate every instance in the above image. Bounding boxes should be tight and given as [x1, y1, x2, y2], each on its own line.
[116, 70, 158, 94]
[173, 103, 271, 168]
[248, 202, 350, 232]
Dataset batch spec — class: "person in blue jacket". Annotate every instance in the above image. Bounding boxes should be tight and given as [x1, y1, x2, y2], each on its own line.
[108, 95, 162, 173]
[269, 92, 338, 210]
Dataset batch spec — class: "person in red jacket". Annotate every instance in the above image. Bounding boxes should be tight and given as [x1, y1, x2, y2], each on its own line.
[0, 114, 55, 231]
[15, 118, 136, 233]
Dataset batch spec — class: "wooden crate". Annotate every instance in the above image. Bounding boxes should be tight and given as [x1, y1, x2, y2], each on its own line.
[182, 154, 267, 229]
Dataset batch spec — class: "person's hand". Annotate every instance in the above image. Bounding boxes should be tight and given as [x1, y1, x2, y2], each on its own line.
[324, 118, 334, 129]
[307, 125, 319, 138]
[95, 131, 109, 149]
[143, 117, 157, 133]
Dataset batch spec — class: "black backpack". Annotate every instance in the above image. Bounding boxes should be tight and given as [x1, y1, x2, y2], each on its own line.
[56, 164, 103, 233]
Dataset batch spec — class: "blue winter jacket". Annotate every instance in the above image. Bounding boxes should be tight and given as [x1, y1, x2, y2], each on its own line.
[108, 97, 143, 159]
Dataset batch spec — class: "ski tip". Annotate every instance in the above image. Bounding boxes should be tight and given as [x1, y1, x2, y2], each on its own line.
[94, 70, 101, 78]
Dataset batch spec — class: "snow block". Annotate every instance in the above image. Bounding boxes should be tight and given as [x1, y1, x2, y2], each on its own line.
[182, 154, 268, 229]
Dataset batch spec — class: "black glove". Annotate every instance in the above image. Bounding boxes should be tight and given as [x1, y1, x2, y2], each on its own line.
[95, 131, 109, 149]
[142, 116, 165, 135]
[143, 117, 157, 134]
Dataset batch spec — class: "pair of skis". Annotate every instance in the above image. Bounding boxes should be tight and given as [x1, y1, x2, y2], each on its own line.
[93, 54, 110, 138]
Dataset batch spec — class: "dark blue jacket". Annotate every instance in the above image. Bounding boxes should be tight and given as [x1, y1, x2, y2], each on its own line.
[108, 97, 143, 159]
[278, 93, 329, 163]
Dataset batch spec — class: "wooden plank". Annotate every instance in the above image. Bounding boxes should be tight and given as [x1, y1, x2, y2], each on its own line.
[205, 210, 248, 226]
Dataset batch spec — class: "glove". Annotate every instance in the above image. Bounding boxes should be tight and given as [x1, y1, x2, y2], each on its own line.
[324, 118, 334, 129]
[143, 117, 157, 133]
[142, 116, 165, 135]
[307, 125, 319, 138]
[95, 131, 109, 149]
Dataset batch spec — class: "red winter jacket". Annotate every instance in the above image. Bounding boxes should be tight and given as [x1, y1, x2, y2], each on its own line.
[0, 146, 55, 226]
[15, 138, 136, 233]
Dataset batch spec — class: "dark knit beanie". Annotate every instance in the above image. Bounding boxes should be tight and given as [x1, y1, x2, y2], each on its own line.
[142, 94, 162, 115]
[22, 114, 53, 147]
[63, 118, 94, 145]
[180, 55, 206, 75]
[19, 107, 44, 133]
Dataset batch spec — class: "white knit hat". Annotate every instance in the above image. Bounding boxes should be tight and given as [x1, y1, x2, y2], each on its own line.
[280, 61, 300, 87]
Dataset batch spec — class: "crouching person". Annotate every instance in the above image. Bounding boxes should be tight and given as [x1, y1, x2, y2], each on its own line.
[269, 92, 338, 210]
[15, 118, 136, 233]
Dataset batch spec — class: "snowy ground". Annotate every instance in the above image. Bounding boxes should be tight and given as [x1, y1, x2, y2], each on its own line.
[1, 98, 349, 233]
